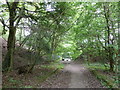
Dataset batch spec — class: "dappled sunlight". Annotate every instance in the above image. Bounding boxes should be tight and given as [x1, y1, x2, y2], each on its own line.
[63, 44, 72, 48]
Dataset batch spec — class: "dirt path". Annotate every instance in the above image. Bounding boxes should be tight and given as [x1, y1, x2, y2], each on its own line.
[64, 63, 104, 88]
[39, 62, 105, 88]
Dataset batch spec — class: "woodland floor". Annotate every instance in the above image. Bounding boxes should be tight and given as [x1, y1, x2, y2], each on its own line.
[3, 61, 118, 88]
[2, 62, 106, 88]
[2, 66, 71, 88]
[2, 44, 117, 88]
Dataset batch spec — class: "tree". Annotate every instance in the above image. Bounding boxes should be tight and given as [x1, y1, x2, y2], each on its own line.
[2, 0, 22, 71]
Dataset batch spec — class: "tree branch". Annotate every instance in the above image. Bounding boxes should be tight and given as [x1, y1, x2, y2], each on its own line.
[0, 17, 9, 28]
[5, 0, 10, 10]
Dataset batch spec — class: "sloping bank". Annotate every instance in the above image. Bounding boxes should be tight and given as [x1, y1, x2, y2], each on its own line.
[85, 63, 119, 89]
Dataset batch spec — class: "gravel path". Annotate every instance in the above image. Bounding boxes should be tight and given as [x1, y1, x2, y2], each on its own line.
[64, 63, 104, 88]
[39, 63, 104, 88]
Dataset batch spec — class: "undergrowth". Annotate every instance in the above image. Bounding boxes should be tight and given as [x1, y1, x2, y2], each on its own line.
[85, 63, 119, 89]
[3, 61, 63, 88]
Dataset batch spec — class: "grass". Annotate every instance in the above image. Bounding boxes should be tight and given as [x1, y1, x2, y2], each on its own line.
[37, 61, 63, 83]
[3, 77, 22, 88]
[91, 69, 118, 88]
[9, 78, 18, 83]
[41, 61, 64, 69]
[85, 63, 109, 70]
[37, 68, 59, 83]
[23, 86, 33, 88]
[85, 63, 119, 89]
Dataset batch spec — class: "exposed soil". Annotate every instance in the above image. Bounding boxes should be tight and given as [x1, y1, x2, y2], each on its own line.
[39, 70, 71, 88]
[2, 65, 57, 88]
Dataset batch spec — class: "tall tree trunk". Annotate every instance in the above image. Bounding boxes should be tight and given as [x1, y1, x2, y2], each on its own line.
[117, 1, 120, 85]
[103, 3, 114, 71]
[2, 2, 19, 71]
[118, 1, 120, 61]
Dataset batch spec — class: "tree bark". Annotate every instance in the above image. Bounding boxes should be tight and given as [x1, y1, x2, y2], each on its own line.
[103, 3, 114, 71]
[2, 2, 19, 71]
[117, 1, 120, 85]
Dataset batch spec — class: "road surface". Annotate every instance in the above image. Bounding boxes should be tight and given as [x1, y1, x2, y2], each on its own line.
[63, 63, 104, 88]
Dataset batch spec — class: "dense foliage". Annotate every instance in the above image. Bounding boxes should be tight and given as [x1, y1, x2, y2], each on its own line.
[0, 1, 119, 77]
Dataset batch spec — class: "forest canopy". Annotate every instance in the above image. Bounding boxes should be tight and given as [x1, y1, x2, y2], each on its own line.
[0, 1, 119, 75]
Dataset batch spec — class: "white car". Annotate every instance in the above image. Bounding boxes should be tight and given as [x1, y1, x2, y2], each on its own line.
[61, 58, 72, 64]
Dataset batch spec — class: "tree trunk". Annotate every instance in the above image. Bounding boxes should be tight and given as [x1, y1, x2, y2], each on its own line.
[103, 3, 114, 71]
[109, 47, 114, 71]
[2, 27, 16, 71]
[118, 1, 120, 60]
[117, 1, 120, 85]
[2, 2, 19, 71]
